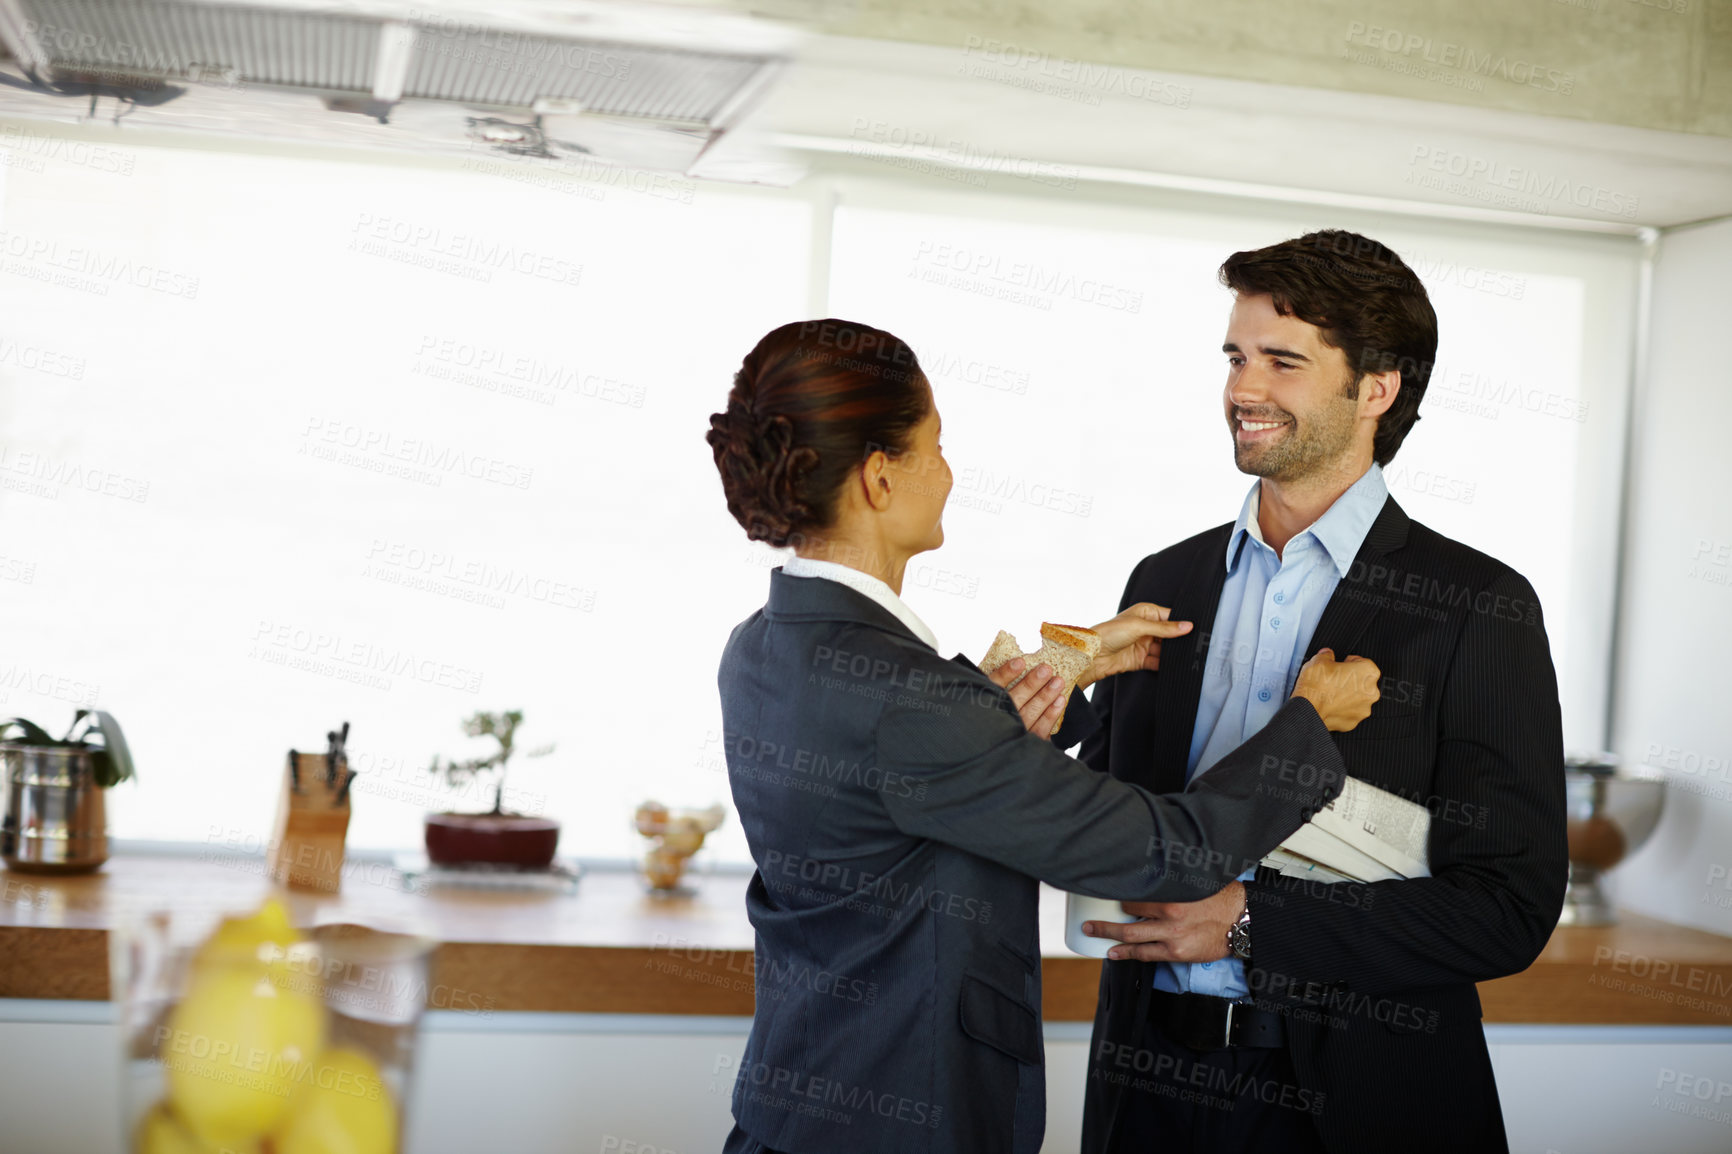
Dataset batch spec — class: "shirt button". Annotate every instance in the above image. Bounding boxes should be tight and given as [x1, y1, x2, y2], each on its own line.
[1270, 617, 1282, 629]
[1273, 592, 1286, 604]
[1201, 962, 1213, 969]
[1257, 688, 1272, 703]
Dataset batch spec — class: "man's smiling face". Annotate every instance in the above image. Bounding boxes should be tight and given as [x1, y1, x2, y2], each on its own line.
[1221, 292, 1364, 483]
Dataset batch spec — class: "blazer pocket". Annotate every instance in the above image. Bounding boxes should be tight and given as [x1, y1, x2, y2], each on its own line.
[1337, 706, 1419, 742]
[959, 971, 1043, 1067]
[996, 935, 1038, 971]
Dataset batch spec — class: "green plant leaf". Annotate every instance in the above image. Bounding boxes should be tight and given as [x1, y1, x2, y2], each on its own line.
[85, 711, 136, 787]
[0, 718, 57, 746]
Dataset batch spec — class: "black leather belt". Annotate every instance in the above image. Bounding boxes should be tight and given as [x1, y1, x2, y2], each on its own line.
[1146, 988, 1286, 1052]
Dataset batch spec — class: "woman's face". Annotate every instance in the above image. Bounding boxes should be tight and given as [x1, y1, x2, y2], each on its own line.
[888, 391, 953, 556]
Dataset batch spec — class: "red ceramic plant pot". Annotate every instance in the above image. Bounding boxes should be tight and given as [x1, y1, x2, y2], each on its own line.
[424, 812, 560, 868]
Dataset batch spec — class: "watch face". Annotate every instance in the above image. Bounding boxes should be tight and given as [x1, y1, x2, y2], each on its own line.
[1229, 921, 1251, 959]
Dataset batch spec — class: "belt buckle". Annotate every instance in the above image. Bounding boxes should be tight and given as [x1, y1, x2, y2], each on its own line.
[1220, 1000, 1238, 1049]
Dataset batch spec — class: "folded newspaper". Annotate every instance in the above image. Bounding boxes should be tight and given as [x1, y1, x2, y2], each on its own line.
[1261, 776, 1432, 883]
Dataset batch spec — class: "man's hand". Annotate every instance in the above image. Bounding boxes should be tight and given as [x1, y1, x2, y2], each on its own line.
[1081, 602, 1194, 689]
[986, 658, 1067, 738]
[1082, 882, 1246, 963]
[1291, 648, 1381, 732]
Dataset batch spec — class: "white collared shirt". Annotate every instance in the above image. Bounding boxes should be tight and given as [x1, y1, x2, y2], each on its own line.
[781, 554, 940, 651]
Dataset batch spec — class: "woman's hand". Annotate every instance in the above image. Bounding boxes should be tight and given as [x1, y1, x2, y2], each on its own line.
[987, 658, 1068, 738]
[1081, 603, 1194, 689]
[1291, 648, 1382, 731]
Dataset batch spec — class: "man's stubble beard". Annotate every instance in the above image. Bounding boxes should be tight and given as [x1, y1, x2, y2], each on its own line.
[1232, 374, 1362, 483]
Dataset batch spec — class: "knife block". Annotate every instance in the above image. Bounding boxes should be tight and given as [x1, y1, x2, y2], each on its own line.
[267, 751, 351, 893]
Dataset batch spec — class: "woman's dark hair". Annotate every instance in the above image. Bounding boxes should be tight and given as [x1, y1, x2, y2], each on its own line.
[707, 319, 929, 548]
[1220, 230, 1438, 466]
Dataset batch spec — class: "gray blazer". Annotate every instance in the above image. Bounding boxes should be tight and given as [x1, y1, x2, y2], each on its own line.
[718, 568, 1346, 1154]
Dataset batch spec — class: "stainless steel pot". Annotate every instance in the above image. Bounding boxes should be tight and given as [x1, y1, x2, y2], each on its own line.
[1, 741, 109, 872]
[1559, 755, 1666, 927]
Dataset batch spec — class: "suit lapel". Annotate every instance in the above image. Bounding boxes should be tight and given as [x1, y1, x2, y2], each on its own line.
[1308, 496, 1411, 657]
[1145, 528, 1233, 793]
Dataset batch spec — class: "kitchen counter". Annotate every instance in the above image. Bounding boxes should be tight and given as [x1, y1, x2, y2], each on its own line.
[2, 853, 1729, 1024]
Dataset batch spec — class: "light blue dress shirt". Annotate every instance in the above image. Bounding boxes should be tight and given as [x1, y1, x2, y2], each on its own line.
[1153, 464, 1388, 1000]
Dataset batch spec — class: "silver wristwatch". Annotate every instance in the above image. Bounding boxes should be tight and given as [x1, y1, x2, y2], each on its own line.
[1227, 905, 1252, 960]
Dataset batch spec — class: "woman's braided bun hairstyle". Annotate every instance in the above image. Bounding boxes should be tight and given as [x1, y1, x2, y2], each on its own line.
[707, 319, 929, 549]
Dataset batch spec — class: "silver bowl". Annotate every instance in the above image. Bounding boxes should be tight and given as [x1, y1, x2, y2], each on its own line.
[1559, 754, 1666, 927]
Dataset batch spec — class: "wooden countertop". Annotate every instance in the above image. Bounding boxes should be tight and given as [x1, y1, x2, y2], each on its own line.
[3, 854, 1730, 1025]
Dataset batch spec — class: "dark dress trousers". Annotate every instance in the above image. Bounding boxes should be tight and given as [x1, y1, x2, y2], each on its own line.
[1072, 497, 1569, 1154]
[717, 567, 1350, 1154]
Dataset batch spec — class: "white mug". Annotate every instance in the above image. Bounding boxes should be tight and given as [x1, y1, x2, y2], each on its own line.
[1064, 892, 1142, 958]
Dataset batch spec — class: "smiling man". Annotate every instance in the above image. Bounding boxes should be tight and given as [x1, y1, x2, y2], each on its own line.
[1051, 230, 1568, 1153]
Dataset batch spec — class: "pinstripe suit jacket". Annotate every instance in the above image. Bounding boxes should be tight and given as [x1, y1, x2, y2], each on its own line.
[718, 568, 1349, 1154]
[1066, 496, 1568, 1154]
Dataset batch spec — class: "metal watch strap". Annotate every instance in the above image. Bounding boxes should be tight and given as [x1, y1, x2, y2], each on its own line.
[1227, 904, 1252, 960]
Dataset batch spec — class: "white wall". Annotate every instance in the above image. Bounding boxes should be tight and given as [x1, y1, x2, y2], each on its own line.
[1610, 216, 1732, 934]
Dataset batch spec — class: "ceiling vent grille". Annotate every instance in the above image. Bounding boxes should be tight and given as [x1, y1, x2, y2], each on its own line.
[24, 0, 381, 92]
[12, 0, 775, 122]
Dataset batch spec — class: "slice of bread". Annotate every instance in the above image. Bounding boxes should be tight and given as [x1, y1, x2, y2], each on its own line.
[979, 622, 1101, 728]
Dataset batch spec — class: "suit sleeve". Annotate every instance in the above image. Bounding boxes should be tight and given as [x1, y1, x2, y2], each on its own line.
[1050, 556, 1152, 756]
[875, 669, 1346, 903]
[1245, 570, 1569, 998]
[1049, 683, 1102, 750]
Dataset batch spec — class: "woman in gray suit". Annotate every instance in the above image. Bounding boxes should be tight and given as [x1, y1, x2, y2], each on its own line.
[707, 319, 1378, 1154]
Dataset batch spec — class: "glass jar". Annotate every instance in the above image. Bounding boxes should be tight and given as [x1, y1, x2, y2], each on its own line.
[113, 897, 435, 1153]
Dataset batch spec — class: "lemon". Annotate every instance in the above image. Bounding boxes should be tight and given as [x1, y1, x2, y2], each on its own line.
[133, 1100, 263, 1154]
[164, 964, 328, 1146]
[190, 896, 302, 972]
[273, 1047, 399, 1154]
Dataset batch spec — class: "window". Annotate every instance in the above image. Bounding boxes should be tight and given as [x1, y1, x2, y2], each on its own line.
[0, 141, 1635, 865]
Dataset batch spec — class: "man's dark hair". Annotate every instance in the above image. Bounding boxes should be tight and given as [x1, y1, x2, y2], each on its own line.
[1219, 230, 1437, 466]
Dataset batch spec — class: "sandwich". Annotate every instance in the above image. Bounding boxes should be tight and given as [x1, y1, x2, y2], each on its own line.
[980, 623, 1101, 728]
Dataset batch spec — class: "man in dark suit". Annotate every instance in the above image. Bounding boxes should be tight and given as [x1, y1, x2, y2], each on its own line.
[1056, 230, 1568, 1153]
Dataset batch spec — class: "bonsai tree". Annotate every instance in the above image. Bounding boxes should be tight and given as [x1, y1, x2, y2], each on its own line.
[0, 710, 135, 786]
[425, 710, 553, 816]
